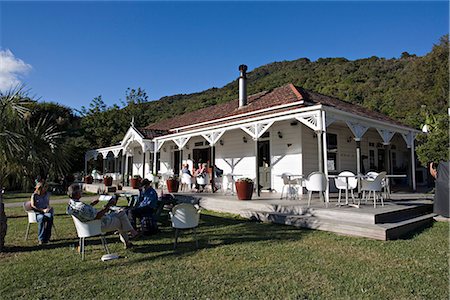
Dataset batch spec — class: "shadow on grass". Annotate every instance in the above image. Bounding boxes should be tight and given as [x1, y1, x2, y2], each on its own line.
[120, 213, 311, 265]
[3, 212, 309, 259]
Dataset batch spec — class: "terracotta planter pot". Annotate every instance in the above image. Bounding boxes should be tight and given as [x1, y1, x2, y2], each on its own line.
[130, 178, 141, 189]
[104, 177, 113, 187]
[235, 181, 254, 200]
[166, 179, 179, 193]
[84, 176, 93, 184]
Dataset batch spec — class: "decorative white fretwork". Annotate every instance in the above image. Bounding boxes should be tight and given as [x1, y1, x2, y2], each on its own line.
[295, 112, 322, 131]
[376, 128, 396, 145]
[401, 132, 416, 148]
[111, 149, 121, 158]
[202, 130, 226, 146]
[172, 136, 190, 149]
[346, 121, 369, 141]
[155, 140, 164, 152]
[239, 121, 274, 140]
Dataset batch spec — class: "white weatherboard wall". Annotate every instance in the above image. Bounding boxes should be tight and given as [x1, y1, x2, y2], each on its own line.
[327, 123, 357, 173]
[302, 125, 319, 176]
[131, 146, 143, 176]
[270, 121, 303, 193]
[144, 150, 153, 178]
[215, 129, 256, 180]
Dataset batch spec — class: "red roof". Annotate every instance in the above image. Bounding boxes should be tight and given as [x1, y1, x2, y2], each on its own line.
[141, 83, 409, 137]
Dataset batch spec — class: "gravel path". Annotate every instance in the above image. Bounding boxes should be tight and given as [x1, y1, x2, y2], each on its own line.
[4, 195, 100, 208]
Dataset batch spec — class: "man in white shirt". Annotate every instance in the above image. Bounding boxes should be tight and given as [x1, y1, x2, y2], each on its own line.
[67, 184, 138, 249]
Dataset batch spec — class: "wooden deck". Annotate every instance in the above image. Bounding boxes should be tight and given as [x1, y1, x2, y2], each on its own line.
[82, 182, 435, 240]
[173, 191, 435, 241]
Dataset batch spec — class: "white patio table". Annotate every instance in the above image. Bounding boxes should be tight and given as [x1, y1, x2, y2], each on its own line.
[328, 174, 361, 208]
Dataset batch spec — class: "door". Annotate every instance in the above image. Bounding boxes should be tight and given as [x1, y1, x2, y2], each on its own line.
[192, 148, 210, 169]
[258, 140, 271, 190]
[174, 150, 180, 175]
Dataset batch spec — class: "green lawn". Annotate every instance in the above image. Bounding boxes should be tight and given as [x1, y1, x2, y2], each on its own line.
[0, 202, 448, 299]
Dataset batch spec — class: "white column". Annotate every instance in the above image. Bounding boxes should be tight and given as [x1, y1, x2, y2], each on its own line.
[355, 140, 361, 193]
[124, 154, 129, 185]
[317, 131, 323, 173]
[321, 111, 329, 203]
[153, 142, 158, 174]
[255, 138, 259, 197]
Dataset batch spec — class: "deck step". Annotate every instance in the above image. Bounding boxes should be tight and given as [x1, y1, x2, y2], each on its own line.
[382, 213, 436, 239]
[246, 211, 436, 240]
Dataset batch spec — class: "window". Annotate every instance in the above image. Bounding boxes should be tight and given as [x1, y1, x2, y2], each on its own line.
[327, 133, 338, 151]
[327, 133, 338, 171]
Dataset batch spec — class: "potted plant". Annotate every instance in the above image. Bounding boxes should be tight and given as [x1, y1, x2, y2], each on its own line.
[235, 177, 254, 200]
[166, 175, 179, 193]
[130, 175, 142, 189]
[103, 175, 113, 187]
[84, 175, 93, 184]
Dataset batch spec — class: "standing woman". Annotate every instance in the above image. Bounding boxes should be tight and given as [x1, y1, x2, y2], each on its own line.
[30, 181, 53, 244]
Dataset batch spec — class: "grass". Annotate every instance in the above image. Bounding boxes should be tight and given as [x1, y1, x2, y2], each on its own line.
[0, 201, 448, 299]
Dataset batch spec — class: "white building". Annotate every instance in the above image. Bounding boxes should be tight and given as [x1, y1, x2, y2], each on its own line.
[85, 65, 420, 195]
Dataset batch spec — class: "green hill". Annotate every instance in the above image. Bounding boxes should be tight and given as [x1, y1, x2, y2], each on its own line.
[81, 35, 448, 149]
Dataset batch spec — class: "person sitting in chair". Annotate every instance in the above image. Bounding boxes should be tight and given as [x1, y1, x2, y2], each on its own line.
[194, 163, 208, 192]
[128, 179, 159, 233]
[30, 181, 53, 245]
[66, 184, 138, 249]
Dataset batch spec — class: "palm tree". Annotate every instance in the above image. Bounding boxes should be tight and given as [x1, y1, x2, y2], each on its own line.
[18, 115, 70, 187]
[0, 86, 32, 251]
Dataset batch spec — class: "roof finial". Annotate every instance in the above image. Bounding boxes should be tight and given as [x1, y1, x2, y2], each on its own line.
[131, 116, 135, 127]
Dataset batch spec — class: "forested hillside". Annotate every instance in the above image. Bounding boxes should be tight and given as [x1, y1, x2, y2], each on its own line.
[2, 36, 447, 187]
[80, 35, 448, 151]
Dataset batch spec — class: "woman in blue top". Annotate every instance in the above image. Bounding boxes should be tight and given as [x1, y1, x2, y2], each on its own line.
[30, 181, 53, 244]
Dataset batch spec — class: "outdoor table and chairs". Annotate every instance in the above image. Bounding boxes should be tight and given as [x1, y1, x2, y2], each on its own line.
[328, 172, 407, 208]
[330, 171, 358, 207]
[279, 173, 303, 200]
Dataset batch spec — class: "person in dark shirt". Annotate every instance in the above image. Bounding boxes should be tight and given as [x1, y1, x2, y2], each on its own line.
[128, 179, 158, 230]
[430, 162, 449, 218]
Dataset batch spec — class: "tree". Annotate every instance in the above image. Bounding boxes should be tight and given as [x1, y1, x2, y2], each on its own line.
[0, 86, 32, 251]
[416, 111, 449, 168]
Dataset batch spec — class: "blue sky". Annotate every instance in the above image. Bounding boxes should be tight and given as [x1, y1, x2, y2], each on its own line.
[1, 1, 448, 110]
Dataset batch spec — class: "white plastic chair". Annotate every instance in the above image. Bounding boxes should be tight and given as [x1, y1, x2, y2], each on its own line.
[169, 203, 200, 249]
[23, 202, 57, 240]
[222, 174, 234, 195]
[71, 216, 110, 260]
[334, 171, 358, 206]
[365, 171, 390, 199]
[361, 172, 387, 208]
[280, 173, 302, 200]
[304, 172, 327, 207]
[180, 173, 193, 191]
